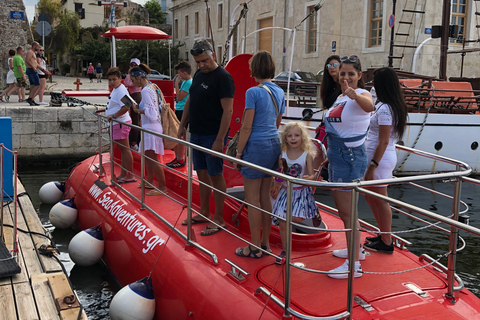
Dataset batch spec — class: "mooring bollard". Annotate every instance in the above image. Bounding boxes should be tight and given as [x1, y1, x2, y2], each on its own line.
[73, 78, 83, 91]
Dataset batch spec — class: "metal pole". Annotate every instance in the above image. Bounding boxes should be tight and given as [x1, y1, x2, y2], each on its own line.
[388, 0, 397, 67]
[140, 130, 145, 209]
[283, 180, 293, 318]
[346, 188, 359, 319]
[98, 117, 103, 177]
[109, 122, 114, 184]
[446, 165, 462, 301]
[439, 0, 451, 80]
[168, 40, 172, 79]
[13, 151, 18, 258]
[112, 35, 117, 67]
[186, 135, 193, 244]
[147, 42, 150, 67]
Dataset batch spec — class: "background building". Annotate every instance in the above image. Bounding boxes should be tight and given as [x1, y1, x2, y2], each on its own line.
[170, 0, 480, 80]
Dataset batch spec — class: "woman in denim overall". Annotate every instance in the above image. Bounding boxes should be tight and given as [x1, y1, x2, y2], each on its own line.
[324, 56, 374, 279]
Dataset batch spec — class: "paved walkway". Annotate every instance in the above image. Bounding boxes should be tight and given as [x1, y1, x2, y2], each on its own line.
[0, 76, 110, 107]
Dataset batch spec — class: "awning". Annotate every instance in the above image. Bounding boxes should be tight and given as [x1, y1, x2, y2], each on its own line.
[101, 26, 171, 40]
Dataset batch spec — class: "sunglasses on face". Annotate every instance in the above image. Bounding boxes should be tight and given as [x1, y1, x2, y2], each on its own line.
[130, 63, 137, 67]
[190, 47, 206, 56]
[326, 62, 339, 69]
[340, 55, 358, 63]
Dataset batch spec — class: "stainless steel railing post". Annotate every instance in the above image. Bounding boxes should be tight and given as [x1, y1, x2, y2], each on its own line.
[140, 130, 145, 209]
[109, 121, 114, 184]
[283, 180, 293, 318]
[346, 188, 359, 319]
[446, 164, 462, 300]
[98, 116, 103, 177]
[186, 141, 193, 244]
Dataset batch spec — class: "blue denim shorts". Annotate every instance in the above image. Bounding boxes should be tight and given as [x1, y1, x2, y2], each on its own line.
[327, 139, 367, 185]
[190, 133, 227, 176]
[240, 138, 281, 179]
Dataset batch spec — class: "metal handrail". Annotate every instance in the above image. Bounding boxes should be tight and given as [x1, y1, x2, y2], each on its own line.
[100, 116, 480, 319]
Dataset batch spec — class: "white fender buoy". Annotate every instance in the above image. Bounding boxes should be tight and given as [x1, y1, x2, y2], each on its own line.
[39, 181, 65, 204]
[110, 277, 155, 320]
[49, 198, 77, 229]
[68, 225, 104, 266]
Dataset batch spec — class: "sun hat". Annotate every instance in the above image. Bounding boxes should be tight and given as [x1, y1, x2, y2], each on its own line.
[130, 58, 141, 66]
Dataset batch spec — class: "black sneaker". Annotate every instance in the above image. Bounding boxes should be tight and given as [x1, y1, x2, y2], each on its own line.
[364, 239, 394, 254]
[26, 98, 34, 106]
[167, 159, 186, 168]
[365, 234, 381, 243]
[32, 100, 40, 106]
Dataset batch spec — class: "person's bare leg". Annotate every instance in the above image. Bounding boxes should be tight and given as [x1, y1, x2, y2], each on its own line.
[259, 177, 273, 247]
[29, 85, 40, 100]
[237, 177, 262, 254]
[145, 150, 167, 192]
[333, 190, 361, 261]
[38, 78, 46, 102]
[196, 170, 212, 221]
[115, 138, 133, 180]
[210, 173, 227, 227]
[365, 186, 392, 245]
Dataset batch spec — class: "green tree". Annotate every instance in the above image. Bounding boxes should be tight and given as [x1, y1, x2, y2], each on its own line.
[36, 0, 62, 23]
[78, 39, 111, 66]
[116, 40, 183, 76]
[52, 11, 81, 55]
[144, 0, 166, 25]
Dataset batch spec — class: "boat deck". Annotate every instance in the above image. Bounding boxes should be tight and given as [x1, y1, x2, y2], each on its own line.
[0, 180, 87, 320]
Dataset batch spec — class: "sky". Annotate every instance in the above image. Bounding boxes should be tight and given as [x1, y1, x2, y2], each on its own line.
[23, 0, 147, 23]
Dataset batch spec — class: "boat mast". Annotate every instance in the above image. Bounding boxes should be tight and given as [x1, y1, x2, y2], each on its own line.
[439, 0, 451, 80]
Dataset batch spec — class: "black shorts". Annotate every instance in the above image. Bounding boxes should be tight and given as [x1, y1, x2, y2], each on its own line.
[39, 74, 46, 79]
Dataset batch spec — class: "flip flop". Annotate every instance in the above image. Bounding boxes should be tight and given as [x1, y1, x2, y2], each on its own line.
[117, 178, 137, 184]
[181, 216, 209, 226]
[235, 245, 262, 258]
[261, 245, 273, 253]
[138, 183, 155, 189]
[200, 224, 227, 236]
[146, 189, 168, 196]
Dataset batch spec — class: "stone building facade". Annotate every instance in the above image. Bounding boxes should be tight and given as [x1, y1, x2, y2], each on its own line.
[0, 0, 34, 90]
[170, 0, 480, 79]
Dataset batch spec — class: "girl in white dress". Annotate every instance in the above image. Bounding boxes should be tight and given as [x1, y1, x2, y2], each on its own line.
[129, 64, 168, 196]
[0, 49, 18, 102]
[363, 67, 407, 253]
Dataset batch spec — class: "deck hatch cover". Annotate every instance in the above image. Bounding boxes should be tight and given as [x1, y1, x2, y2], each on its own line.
[353, 296, 374, 312]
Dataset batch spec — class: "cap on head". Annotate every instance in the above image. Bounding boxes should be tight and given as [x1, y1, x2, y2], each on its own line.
[130, 58, 141, 66]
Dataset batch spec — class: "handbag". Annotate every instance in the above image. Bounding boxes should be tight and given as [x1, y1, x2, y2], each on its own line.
[225, 83, 280, 161]
[149, 83, 180, 150]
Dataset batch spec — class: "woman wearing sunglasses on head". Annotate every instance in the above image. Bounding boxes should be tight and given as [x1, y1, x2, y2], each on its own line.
[324, 55, 374, 279]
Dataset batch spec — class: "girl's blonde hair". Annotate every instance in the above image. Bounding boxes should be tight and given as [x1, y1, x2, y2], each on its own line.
[280, 122, 315, 156]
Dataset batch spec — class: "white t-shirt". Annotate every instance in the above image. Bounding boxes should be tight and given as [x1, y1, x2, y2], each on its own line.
[105, 84, 132, 123]
[325, 88, 371, 147]
[365, 102, 396, 153]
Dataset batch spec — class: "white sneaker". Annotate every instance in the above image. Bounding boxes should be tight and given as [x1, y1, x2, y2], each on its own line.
[332, 247, 366, 260]
[131, 144, 139, 151]
[38, 102, 48, 105]
[328, 259, 362, 279]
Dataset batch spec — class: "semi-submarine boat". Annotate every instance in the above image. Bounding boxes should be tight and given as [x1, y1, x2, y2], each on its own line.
[42, 55, 480, 320]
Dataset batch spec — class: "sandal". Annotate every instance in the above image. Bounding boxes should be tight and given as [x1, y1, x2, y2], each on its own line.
[146, 189, 168, 196]
[261, 245, 273, 253]
[138, 182, 155, 189]
[235, 245, 262, 259]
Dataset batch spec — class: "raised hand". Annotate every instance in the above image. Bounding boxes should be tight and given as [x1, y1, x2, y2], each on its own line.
[343, 80, 357, 100]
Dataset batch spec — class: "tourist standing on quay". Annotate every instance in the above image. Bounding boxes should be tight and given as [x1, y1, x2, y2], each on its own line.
[95, 63, 102, 83]
[178, 39, 235, 236]
[325, 55, 374, 279]
[87, 63, 95, 83]
[0, 49, 18, 102]
[124, 58, 142, 151]
[129, 63, 168, 196]
[25, 41, 41, 106]
[36, 46, 50, 105]
[167, 61, 192, 168]
[363, 67, 407, 253]
[105, 67, 135, 183]
[233, 51, 284, 258]
[12, 46, 26, 103]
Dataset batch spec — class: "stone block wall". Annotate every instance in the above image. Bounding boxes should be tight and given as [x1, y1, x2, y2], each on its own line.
[0, 105, 102, 160]
[0, 0, 34, 89]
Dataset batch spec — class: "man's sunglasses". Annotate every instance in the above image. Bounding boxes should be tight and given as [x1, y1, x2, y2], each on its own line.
[340, 55, 358, 63]
[130, 63, 137, 67]
[326, 62, 338, 69]
[190, 47, 206, 56]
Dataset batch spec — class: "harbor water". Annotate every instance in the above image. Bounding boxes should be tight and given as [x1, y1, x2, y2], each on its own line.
[18, 162, 480, 318]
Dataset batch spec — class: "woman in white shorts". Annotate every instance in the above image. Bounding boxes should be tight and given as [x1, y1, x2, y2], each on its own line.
[363, 67, 408, 253]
